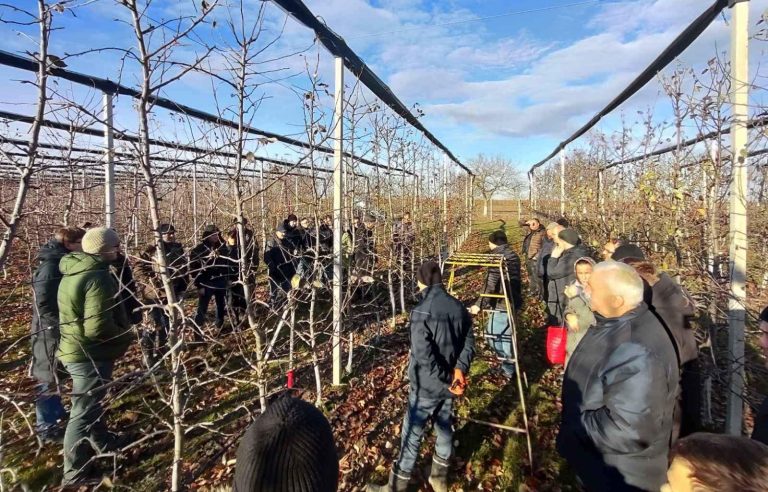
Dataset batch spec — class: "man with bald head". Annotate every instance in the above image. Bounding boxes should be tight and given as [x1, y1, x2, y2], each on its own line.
[557, 261, 679, 492]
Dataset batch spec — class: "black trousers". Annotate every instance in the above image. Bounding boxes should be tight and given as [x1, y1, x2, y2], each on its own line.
[195, 287, 226, 329]
[526, 258, 543, 297]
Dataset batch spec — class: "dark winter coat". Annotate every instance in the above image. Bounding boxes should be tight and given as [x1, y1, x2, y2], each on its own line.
[264, 237, 296, 284]
[557, 304, 680, 492]
[408, 284, 475, 399]
[537, 237, 554, 278]
[111, 253, 142, 325]
[649, 273, 697, 364]
[546, 244, 590, 321]
[57, 253, 132, 363]
[282, 223, 302, 255]
[522, 228, 546, 260]
[223, 229, 260, 278]
[353, 226, 375, 274]
[189, 241, 230, 290]
[318, 224, 333, 255]
[752, 396, 768, 446]
[134, 241, 188, 301]
[480, 243, 522, 310]
[30, 240, 69, 382]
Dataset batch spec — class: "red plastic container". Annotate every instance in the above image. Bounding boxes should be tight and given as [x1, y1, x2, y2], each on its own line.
[546, 325, 568, 365]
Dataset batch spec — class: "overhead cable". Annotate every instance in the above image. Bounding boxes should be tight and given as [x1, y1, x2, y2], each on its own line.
[528, 0, 729, 174]
[269, 0, 472, 175]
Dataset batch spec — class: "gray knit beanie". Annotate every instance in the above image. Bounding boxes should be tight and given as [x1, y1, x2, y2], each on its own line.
[81, 227, 120, 255]
[233, 395, 339, 492]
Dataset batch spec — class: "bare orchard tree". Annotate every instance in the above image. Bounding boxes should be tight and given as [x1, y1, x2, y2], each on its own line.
[471, 154, 525, 219]
[121, 0, 217, 489]
[0, 0, 53, 271]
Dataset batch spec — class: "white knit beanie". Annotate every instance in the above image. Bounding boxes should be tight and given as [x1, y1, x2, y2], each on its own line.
[82, 227, 120, 255]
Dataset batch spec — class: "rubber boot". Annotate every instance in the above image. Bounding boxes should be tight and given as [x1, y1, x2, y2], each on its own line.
[367, 469, 410, 492]
[428, 455, 450, 492]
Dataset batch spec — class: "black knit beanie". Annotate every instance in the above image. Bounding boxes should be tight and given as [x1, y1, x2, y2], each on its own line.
[558, 228, 581, 246]
[612, 244, 646, 262]
[233, 395, 339, 492]
[488, 230, 507, 246]
[760, 306, 768, 323]
[416, 261, 443, 286]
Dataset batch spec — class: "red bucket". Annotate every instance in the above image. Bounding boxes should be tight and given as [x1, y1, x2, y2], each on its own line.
[286, 369, 295, 389]
[546, 325, 568, 366]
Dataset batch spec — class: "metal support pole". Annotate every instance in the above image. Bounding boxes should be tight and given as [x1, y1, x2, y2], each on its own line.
[332, 57, 345, 386]
[103, 92, 115, 228]
[560, 148, 566, 216]
[725, 0, 750, 436]
[529, 171, 537, 211]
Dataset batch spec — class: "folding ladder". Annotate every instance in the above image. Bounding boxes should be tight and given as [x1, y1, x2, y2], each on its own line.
[444, 252, 533, 466]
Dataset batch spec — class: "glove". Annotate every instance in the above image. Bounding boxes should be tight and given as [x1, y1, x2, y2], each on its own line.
[449, 368, 467, 396]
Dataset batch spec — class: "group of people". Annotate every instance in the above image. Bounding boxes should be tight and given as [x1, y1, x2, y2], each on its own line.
[27, 211, 768, 490]
[519, 217, 768, 491]
[28, 211, 417, 486]
[367, 219, 768, 492]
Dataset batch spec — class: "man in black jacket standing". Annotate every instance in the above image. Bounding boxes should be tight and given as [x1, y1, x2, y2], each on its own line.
[370, 261, 475, 492]
[264, 224, 296, 310]
[557, 261, 679, 492]
[30, 226, 85, 442]
[470, 230, 521, 377]
[190, 224, 228, 334]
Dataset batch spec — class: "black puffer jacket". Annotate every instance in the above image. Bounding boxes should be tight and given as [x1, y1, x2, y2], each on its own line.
[408, 284, 475, 399]
[264, 236, 296, 284]
[650, 273, 697, 364]
[557, 304, 679, 492]
[480, 243, 522, 310]
[546, 244, 590, 321]
[30, 240, 68, 382]
[189, 241, 230, 290]
[353, 226, 375, 274]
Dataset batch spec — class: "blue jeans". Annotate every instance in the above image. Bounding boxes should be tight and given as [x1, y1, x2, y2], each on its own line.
[395, 390, 454, 475]
[35, 382, 66, 438]
[486, 311, 516, 376]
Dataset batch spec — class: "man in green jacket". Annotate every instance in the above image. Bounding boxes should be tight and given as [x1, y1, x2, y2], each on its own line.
[57, 227, 133, 485]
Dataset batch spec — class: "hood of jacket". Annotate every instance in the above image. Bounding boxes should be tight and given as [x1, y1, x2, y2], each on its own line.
[37, 239, 69, 264]
[59, 252, 109, 276]
[572, 255, 595, 274]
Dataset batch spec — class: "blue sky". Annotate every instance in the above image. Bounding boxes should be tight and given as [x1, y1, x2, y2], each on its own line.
[1, 0, 767, 172]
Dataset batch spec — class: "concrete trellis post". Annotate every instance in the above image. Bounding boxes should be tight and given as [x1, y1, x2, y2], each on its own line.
[725, 0, 750, 436]
[598, 168, 605, 219]
[560, 148, 566, 216]
[332, 57, 345, 386]
[192, 161, 198, 234]
[442, 155, 448, 258]
[103, 92, 115, 228]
